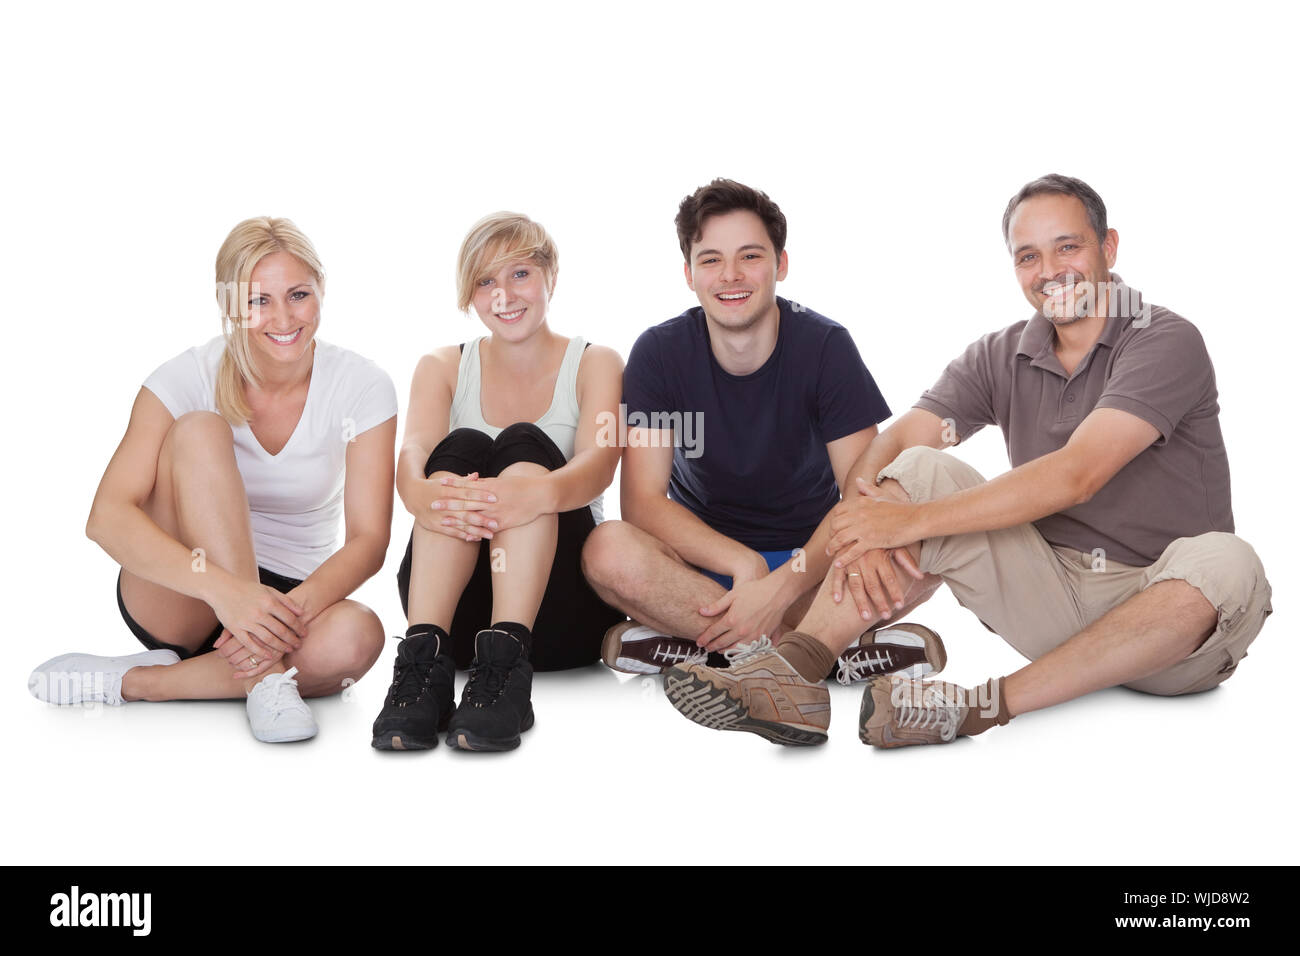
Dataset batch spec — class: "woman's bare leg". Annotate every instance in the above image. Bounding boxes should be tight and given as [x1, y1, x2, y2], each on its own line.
[123, 599, 385, 701]
[485, 461, 557, 629]
[117, 412, 259, 650]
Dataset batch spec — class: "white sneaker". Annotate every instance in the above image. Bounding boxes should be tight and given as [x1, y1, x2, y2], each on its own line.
[28, 649, 180, 705]
[246, 667, 317, 743]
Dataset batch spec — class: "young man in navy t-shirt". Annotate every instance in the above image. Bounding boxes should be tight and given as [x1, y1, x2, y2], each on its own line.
[581, 179, 948, 745]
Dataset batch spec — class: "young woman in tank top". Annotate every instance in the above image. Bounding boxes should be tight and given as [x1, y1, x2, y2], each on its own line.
[29, 218, 398, 743]
[373, 212, 625, 752]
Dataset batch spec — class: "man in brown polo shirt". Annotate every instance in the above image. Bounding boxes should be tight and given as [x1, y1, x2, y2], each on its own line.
[661, 172, 1272, 748]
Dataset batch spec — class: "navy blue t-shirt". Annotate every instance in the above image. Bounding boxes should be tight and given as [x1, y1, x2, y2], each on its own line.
[622, 297, 891, 550]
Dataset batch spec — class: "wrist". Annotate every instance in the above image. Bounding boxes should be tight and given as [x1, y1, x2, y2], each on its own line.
[771, 561, 807, 603]
[909, 499, 938, 542]
[538, 472, 561, 515]
[196, 565, 234, 605]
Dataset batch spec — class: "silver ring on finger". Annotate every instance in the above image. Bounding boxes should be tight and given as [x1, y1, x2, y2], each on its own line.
[248, 656, 259, 667]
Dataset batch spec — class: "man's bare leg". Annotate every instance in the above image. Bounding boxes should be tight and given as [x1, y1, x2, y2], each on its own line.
[1002, 579, 1216, 716]
[581, 520, 727, 639]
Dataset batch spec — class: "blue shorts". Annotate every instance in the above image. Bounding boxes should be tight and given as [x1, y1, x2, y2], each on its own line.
[696, 549, 796, 590]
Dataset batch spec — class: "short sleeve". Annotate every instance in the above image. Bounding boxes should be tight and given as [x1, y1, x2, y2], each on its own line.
[816, 326, 891, 442]
[914, 334, 999, 442]
[1094, 315, 1213, 442]
[141, 347, 213, 418]
[622, 328, 673, 418]
[348, 360, 399, 436]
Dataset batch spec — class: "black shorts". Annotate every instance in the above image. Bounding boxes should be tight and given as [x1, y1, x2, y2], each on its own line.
[116, 566, 304, 660]
[396, 423, 625, 672]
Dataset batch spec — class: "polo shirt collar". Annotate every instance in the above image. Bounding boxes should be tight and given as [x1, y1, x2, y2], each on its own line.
[1016, 272, 1138, 366]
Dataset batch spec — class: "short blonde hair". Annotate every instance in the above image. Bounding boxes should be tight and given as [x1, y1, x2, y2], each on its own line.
[455, 212, 558, 313]
[213, 217, 325, 424]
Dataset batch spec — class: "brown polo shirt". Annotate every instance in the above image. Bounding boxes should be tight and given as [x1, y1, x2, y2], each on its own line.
[914, 275, 1233, 566]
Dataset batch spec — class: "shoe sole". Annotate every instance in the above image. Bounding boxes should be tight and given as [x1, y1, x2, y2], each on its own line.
[600, 622, 676, 675]
[445, 708, 535, 752]
[371, 732, 440, 751]
[253, 727, 318, 744]
[858, 678, 882, 746]
[663, 668, 827, 747]
[850, 623, 947, 681]
[371, 712, 451, 752]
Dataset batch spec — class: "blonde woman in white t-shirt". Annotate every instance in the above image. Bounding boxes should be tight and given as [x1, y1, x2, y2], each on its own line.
[28, 217, 398, 743]
[372, 212, 625, 752]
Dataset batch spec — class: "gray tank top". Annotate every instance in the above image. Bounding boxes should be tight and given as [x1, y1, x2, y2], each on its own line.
[449, 335, 604, 523]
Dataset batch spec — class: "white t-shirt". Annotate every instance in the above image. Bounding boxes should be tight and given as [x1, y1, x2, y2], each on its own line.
[143, 336, 398, 579]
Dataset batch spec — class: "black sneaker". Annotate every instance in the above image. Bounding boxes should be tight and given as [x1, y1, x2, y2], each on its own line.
[371, 633, 455, 751]
[445, 629, 534, 752]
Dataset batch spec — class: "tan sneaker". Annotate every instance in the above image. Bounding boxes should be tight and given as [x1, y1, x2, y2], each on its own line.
[663, 637, 830, 746]
[835, 622, 947, 685]
[858, 675, 972, 748]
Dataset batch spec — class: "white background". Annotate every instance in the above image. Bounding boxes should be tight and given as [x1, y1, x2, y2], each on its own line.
[2, 1, 1295, 865]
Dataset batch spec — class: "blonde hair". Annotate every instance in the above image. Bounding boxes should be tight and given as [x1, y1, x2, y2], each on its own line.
[213, 217, 325, 424]
[455, 212, 558, 313]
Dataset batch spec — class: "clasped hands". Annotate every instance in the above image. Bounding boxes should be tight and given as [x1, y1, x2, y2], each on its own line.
[825, 476, 928, 623]
[417, 470, 548, 542]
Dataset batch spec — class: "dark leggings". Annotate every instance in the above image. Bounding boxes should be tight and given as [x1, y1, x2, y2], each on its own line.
[396, 424, 625, 671]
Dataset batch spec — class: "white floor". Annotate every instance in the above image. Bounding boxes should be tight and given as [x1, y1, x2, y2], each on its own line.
[7, 577, 1292, 866]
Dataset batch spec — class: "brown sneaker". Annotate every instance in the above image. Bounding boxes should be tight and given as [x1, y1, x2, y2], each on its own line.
[663, 637, 830, 746]
[858, 675, 973, 748]
[601, 620, 706, 675]
[835, 622, 947, 685]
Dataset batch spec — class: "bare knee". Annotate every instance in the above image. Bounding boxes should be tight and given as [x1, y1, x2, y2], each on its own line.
[163, 411, 235, 461]
[295, 602, 385, 697]
[581, 520, 656, 594]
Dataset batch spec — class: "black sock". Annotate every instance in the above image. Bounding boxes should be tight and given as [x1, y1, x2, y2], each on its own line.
[405, 623, 452, 658]
[490, 620, 533, 657]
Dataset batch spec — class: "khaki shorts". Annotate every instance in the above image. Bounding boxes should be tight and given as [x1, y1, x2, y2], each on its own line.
[877, 447, 1273, 696]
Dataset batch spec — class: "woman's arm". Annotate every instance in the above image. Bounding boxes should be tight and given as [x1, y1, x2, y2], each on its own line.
[87, 388, 305, 658]
[285, 415, 397, 625]
[450, 344, 624, 532]
[398, 348, 497, 541]
[540, 343, 624, 512]
[87, 388, 246, 605]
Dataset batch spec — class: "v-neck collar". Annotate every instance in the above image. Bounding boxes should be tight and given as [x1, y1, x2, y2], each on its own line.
[248, 340, 320, 458]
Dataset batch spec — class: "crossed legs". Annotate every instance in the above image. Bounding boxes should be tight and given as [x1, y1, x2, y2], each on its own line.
[116, 411, 383, 702]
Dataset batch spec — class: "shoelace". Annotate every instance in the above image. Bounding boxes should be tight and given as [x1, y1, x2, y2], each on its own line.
[652, 641, 708, 666]
[895, 684, 962, 742]
[463, 658, 510, 707]
[261, 666, 305, 718]
[389, 656, 440, 706]
[836, 648, 896, 686]
[723, 635, 776, 667]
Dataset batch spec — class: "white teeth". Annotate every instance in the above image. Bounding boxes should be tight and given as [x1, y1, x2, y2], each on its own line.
[718, 292, 750, 300]
[267, 330, 299, 343]
[497, 309, 525, 320]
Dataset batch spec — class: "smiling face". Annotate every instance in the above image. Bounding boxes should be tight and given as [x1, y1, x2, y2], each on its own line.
[244, 250, 321, 372]
[470, 253, 553, 342]
[1008, 193, 1118, 325]
[684, 209, 788, 333]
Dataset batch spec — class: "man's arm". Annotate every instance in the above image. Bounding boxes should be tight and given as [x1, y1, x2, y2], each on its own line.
[620, 428, 766, 581]
[827, 407, 1160, 564]
[760, 425, 878, 599]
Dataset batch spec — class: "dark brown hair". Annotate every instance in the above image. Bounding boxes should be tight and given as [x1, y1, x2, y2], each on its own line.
[675, 178, 788, 260]
[1002, 174, 1108, 246]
